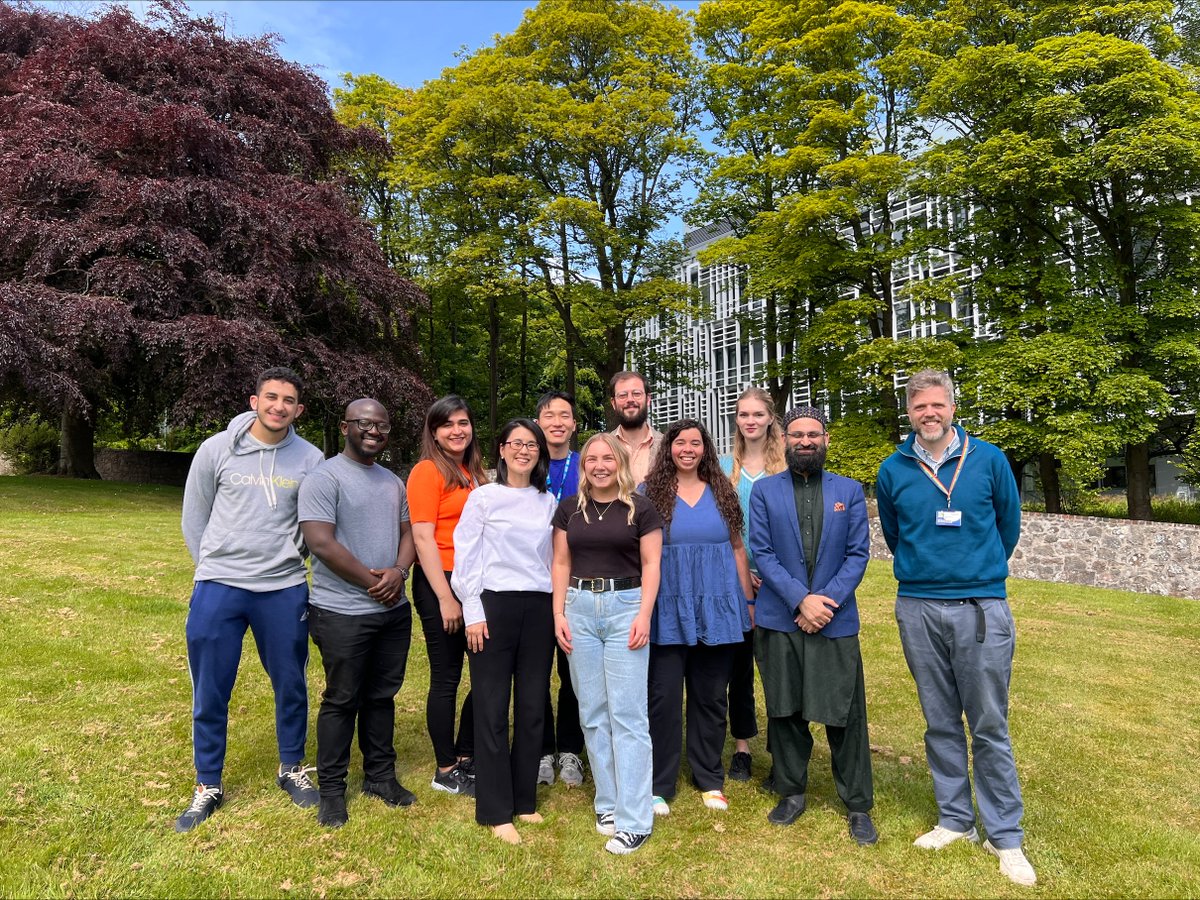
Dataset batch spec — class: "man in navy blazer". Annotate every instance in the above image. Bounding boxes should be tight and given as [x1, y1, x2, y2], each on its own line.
[748, 406, 876, 845]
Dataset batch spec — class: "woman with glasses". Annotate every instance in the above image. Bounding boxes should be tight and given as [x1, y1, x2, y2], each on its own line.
[407, 396, 487, 797]
[454, 419, 557, 844]
[719, 387, 787, 782]
[552, 433, 663, 854]
[642, 419, 753, 815]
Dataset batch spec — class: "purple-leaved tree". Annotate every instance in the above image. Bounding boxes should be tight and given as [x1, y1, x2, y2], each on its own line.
[0, 2, 428, 475]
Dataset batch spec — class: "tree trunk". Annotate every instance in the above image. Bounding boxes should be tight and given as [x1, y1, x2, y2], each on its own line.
[1038, 452, 1062, 514]
[487, 291, 499, 441]
[323, 418, 340, 458]
[57, 406, 100, 478]
[1125, 441, 1153, 521]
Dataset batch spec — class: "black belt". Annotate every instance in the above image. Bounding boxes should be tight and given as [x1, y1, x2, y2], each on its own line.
[924, 597, 987, 642]
[570, 576, 641, 593]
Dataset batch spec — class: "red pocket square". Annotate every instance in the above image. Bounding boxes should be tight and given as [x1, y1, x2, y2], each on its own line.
[833, 501, 846, 512]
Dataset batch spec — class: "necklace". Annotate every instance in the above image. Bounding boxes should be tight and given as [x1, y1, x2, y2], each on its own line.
[591, 497, 618, 521]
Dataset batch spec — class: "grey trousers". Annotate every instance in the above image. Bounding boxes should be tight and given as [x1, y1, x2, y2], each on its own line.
[895, 597, 1025, 849]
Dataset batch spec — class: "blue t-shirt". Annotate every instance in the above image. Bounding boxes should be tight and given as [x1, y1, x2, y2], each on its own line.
[546, 451, 580, 502]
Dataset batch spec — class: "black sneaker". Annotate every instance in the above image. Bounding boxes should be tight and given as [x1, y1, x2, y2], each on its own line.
[363, 778, 417, 808]
[595, 812, 616, 836]
[729, 751, 752, 782]
[457, 756, 476, 783]
[605, 831, 650, 855]
[174, 784, 223, 833]
[431, 765, 475, 797]
[317, 794, 348, 829]
[277, 764, 319, 808]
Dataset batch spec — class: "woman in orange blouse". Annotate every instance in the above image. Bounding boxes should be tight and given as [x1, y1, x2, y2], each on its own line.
[407, 395, 487, 796]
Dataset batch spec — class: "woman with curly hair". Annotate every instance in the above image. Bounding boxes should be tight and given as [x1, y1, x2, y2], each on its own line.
[719, 387, 787, 782]
[641, 419, 753, 815]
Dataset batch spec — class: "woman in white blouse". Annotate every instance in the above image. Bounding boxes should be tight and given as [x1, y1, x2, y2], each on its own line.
[453, 418, 557, 844]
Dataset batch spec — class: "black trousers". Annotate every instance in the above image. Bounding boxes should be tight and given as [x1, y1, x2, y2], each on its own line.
[648, 641, 737, 798]
[412, 566, 474, 767]
[308, 602, 412, 796]
[770, 662, 873, 813]
[727, 629, 759, 741]
[469, 590, 555, 825]
[541, 644, 584, 756]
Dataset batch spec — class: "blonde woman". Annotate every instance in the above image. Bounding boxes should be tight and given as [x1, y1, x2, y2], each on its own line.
[719, 387, 786, 782]
[552, 433, 663, 854]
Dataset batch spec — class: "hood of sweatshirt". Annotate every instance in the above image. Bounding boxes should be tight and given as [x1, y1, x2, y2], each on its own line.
[180, 409, 324, 590]
[224, 410, 301, 511]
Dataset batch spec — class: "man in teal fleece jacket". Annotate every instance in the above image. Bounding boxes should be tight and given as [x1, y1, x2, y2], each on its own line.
[876, 369, 1036, 887]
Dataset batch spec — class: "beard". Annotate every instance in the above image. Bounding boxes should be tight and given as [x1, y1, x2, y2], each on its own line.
[786, 443, 827, 477]
[617, 404, 648, 429]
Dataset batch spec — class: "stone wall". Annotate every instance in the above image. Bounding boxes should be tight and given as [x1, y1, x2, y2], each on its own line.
[868, 511, 1200, 600]
[95, 449, 194, 487]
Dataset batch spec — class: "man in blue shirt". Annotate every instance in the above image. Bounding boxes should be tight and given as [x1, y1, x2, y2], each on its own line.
[534, 391, 585, 787]
[876, 369, 1035, 887]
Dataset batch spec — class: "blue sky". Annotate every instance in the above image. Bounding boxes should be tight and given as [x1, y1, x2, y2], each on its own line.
[83, 1, 695, 93]
[179, 0, 535, 90]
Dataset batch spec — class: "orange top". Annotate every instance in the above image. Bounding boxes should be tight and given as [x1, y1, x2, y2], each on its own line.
[406, 458, 473, 571]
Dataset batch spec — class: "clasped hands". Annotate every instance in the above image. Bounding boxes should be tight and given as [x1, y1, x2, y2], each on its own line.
[367, 567, 406, 607]
[795, 592, 838, 634]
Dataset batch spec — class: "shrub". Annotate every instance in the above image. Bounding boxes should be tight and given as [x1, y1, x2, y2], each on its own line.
[0, 420, 60, 474]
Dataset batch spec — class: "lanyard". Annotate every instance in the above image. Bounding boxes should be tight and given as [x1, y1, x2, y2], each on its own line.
[915, 432, 969, 508]
[547, 453, 573, 501]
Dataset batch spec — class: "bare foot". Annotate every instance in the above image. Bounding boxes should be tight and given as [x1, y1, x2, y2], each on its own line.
[517, 812, 544, 824]
[492, 823, 521, 844]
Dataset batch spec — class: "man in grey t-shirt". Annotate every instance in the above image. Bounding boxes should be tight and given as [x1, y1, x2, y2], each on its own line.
[298, 398, 416, 828]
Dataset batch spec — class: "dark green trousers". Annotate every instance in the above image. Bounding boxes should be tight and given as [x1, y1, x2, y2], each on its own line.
[758, 629, 873, 813]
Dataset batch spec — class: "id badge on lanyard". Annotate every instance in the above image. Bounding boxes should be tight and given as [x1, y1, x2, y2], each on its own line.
[918, 433, 969, 527]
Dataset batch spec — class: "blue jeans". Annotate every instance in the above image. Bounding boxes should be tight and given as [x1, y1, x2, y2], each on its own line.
[566, 586, 653, 837]
[895, 597, 1025, 848]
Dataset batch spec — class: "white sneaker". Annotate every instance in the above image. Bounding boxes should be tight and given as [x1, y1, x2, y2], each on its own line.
[537, 754, 555, 786]
[985, 840, 1037, 886]
[652, 795, 670, 816]
[913, 824, 980, 849]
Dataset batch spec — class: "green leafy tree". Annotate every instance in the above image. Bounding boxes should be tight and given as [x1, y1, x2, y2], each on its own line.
[913, 0, 1200, 519]
[693, 0, 947, 451]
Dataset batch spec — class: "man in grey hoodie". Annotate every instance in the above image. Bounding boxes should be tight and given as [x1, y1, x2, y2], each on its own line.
[175, 367, 325, 833]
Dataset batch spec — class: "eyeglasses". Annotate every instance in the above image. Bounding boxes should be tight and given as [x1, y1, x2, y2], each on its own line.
[786, 430, 826, 441]
[502, 440, 539, 451]
[347, 419, 392, 434]
[614, 390, 646, 401]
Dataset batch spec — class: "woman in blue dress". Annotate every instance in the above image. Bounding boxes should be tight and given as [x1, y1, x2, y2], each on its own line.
[642, 419, 753, 814]
[718, 387, 786, 782]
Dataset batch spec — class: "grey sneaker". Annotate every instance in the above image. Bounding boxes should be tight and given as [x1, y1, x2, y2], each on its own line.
[537, 754, 555, 786]
[174, 784, 223, 832]
[277, 764, 318, 808]
[558, 751, 584, 787]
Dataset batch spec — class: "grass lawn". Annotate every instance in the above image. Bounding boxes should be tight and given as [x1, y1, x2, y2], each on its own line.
[1, 475, 1198, 899]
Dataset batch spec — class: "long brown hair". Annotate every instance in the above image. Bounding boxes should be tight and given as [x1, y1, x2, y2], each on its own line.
[419, 395, 486, 489]
[574, 433, 637, 526]
[644, 419, 743, 539]
[730, 387, 786, 482]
